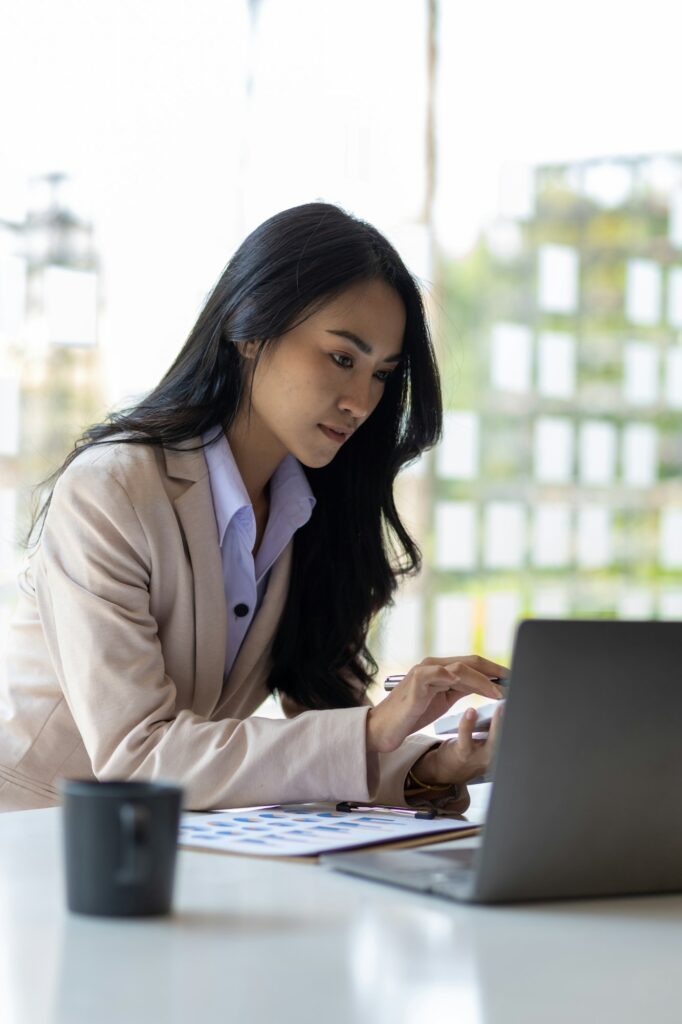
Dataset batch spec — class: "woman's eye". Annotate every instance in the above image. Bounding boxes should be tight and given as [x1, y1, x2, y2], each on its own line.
[331, 353, 353, 369]
[330, 352, 392, 383]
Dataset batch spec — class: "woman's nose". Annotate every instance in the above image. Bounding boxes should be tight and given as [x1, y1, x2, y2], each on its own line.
[338, 378, 373, 420]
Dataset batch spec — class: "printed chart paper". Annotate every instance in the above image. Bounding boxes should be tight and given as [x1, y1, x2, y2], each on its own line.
[178, 804, 477, 857]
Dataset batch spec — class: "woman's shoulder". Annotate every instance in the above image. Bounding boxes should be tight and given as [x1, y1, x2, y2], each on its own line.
[61, 437, 165, 484]
[35, 442, 172, 555]
[55, 435, 205, 499]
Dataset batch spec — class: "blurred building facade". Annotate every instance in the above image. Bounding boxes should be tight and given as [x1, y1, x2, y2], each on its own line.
[3, 156, 682, 674]
[0, 173, 104, 610]
[382, 153, 682, 668]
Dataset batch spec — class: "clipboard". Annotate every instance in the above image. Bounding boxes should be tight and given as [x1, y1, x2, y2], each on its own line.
[178, 802, 483, 861]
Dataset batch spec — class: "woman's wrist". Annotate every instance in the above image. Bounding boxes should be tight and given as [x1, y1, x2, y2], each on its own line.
[365, 706, 399, 754]
[409, 747, 446, 787]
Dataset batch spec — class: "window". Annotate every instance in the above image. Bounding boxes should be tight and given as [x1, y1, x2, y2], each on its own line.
[625, 259, 661, 326]
[660, 590, 682, 619]
[435, 501, 477, 570]
[436, 411, 479, 479]
[617, 589, 654, 619]
[622, 423, 658, 487]
[490, 322, 532, 393]
[380, 595, 423, 667]
[483, 592, 521, 655]
[537, 245, 579, 314]
[433, 593, 475, 656]
[659, 508, 682, 569]
[537, 331, 575, 398]
[534, 417, 574, 483]
[532, 587, 570, 617]
[531, 504, 571, 568]
[579, 421, 617, 485]
[623, 342, 659, 406]
[483, 502, 525, 569]
[576, 506, 612, 568]
[583, 162, 633, 208]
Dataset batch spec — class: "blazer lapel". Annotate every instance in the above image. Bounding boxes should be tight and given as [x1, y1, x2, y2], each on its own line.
[164, 442, 227, 718]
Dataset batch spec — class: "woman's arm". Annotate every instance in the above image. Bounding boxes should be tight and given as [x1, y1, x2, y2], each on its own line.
[280, 666, 500, 813]
[34, 457, 409, 809]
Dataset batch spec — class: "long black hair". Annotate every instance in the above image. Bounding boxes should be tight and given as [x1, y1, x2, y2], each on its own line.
[30, 203, 442, 708]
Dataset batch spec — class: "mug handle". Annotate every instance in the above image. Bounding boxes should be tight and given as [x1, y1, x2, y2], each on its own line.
[116, 802, 150, 885]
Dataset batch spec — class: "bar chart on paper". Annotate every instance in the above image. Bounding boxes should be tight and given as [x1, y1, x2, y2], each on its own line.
[178, 804, 479, 858]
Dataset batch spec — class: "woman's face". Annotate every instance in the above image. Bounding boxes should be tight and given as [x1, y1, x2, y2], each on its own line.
[240, 278, 406, 469]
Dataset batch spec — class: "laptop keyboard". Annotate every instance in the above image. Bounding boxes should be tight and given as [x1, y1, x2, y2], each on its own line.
[366, 847, 479, 898]
[416, 846, 479, 897]
[326, 845, 481, 900]
[426, 846, 479, 870]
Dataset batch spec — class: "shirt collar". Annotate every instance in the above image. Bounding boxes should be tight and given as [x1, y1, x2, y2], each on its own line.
[202, 427, 315, 545]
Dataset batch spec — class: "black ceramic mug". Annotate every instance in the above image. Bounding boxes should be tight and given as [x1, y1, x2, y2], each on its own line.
[60, 779, 183, 917]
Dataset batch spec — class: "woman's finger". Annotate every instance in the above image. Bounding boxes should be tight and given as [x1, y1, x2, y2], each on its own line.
[486, 702, 505, 750]
[404, 663, 503, 702]
[440, 665, 505, 701]
[421, 654, 510, 678]
[455, 706, 477, 757]
[398, 664, 468, 696]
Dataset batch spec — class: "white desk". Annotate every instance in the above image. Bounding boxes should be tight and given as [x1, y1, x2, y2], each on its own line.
[2, 802, 682, 1024]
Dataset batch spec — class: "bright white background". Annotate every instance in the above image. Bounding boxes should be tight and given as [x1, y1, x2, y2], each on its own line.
[2, 0, 681, 404]
[2, 0, 682, 673]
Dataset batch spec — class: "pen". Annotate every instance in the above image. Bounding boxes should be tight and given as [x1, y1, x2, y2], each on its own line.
[336, 801, 437, 820]
[383, 674, 508, 691]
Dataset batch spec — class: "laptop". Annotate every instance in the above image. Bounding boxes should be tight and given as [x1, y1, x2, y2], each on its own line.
[323, 619, 682, 903]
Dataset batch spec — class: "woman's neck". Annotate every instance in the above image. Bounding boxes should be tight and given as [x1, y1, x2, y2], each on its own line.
[226, 413, 286, 511]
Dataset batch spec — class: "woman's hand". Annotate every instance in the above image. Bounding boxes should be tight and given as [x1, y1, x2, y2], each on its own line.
[365, 655, 508, 754]
[408, 703, 505, 788]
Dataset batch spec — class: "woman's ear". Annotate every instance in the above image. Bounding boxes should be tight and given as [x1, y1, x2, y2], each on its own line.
[236, 339, 260, 360]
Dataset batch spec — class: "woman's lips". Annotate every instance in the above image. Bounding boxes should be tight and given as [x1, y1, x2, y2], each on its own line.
[318, 424, 349, 444]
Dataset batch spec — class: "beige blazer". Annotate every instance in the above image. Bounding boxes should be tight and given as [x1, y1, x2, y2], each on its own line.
[0, 439, 462, 813]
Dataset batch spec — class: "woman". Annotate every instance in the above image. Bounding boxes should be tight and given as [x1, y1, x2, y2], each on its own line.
[0, 202, 505, 813]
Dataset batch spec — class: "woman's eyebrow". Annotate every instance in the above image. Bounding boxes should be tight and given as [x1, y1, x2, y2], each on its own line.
[326, 329, 402, 363]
